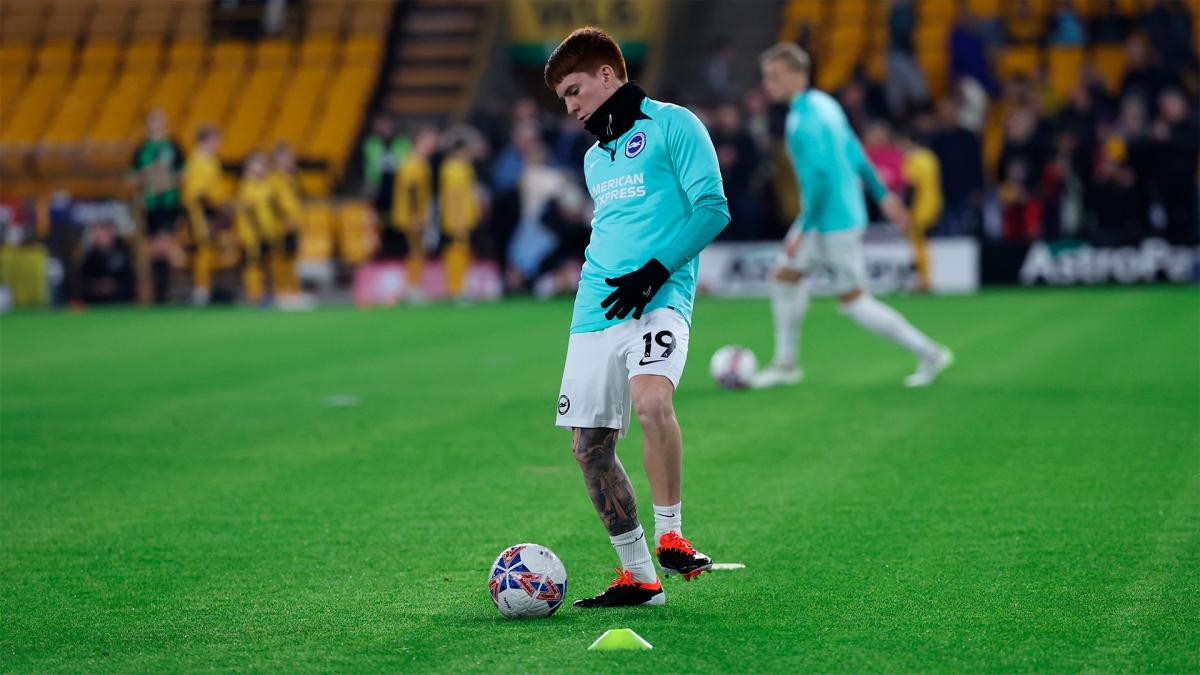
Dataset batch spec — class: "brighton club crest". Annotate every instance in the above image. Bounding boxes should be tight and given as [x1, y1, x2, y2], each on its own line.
[625, 132, 646, 158]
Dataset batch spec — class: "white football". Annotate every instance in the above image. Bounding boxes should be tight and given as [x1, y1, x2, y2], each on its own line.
[488, 544, 568, 618]
[710, 345, 758, 389]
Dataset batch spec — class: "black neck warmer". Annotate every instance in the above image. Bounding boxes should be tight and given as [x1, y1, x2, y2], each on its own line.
[584, 82, 651, 144]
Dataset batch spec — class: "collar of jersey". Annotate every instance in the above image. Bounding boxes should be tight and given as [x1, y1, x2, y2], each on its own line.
[585, 81, 651, 144]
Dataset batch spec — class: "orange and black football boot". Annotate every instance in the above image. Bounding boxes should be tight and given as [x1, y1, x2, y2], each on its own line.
[573, 568, 665, 607]
[656, 531, 712, 580]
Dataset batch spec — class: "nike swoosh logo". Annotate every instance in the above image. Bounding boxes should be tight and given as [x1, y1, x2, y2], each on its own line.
[633, 532, 644, 543]
[638, 358, 666, 366]
[659, 513, 675, 518]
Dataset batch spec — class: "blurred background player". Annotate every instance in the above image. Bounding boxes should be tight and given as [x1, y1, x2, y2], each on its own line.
[182, 125, 230, 306]
[898, 123, 943, 293]
[129, 109, 184, 304]
[390, 127, 437, 300]
[439, 132, 481, 300]
[235, 150, 276, 305]
[755, 43, 952, 389]
[268, 142, 307, 309]
[363, 113, 410, 237]
[545, 27, 728, 608]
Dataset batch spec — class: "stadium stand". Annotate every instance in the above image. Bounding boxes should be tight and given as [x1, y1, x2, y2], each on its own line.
[0, 0, 392, 200]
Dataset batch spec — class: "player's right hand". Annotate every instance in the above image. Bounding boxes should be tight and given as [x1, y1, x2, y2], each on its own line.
[880, 192, 910, 232]
[782, 231, 803, 259]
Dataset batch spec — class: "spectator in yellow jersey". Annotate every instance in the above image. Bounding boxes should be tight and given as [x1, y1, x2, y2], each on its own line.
[268, 142, 304, 306]
[439, 134, 481, 299]
[390, 127, 438, 297]
[182, 125, 231, 305]
[235, 151, 277, 305]
[898, 125, 943, 292]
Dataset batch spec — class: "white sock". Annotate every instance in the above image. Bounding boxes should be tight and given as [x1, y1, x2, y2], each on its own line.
[840, 295, 938, 358]
[652, 502, 682, 548]
[769, 279, 809, 367]
[610, 525, 656, 583]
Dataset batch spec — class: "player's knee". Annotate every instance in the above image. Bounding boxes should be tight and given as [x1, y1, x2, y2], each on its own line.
[837, 288, 865, 309]
[631, 389, 675, 428]
[571, 428, 617, 467]
[772, 266, 804, 283]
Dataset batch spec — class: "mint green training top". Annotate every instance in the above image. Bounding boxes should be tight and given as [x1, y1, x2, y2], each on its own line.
[785, 88, 887, 234]
[572, 97, 729, 334]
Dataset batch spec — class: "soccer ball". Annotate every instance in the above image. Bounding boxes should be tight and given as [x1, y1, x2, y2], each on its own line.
[710, 345, 758, 389]
[488, 544, 568, 618]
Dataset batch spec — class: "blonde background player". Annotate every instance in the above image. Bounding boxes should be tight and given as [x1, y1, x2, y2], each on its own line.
[755, 43, 953, 389]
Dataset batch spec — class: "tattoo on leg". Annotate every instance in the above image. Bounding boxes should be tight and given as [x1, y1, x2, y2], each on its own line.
[572, 428, 639, 536]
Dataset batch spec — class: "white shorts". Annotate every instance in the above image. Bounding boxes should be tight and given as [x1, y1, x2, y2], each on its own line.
[781, 227, 867, 295]
[555, 308, 690, 437]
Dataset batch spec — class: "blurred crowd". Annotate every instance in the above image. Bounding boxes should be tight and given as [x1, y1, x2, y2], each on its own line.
[5, 0, 1197, 308]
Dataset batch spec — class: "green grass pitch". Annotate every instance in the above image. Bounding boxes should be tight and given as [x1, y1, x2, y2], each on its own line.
[2, 288, 1197, 672]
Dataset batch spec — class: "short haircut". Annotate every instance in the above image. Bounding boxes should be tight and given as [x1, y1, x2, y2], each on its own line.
[196, 124, 220, 143]
[759, 42, 811, 76]
[544, 26, 628, 90]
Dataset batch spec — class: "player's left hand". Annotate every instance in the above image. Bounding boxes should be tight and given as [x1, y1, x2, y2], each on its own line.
[602, 258, 670, 320]
[880, 192, 911, 232]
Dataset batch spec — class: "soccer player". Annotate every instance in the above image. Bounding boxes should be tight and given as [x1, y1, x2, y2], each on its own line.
[130, 109, 185, 304]
[268, 142, 304, 305]
[390, 127, 437, 299]
[234, 151, 278, 305]
[544, 27, 729, 607]
[438, 134, 480, 299]
[898, 124, 943, 293]
[754, 44, 952, 389]
[181, 125, 230, 306]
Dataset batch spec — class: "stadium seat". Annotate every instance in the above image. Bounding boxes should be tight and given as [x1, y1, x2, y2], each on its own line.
[35, 42, 76, 75]
[300, 202, 336, 261]
[220, 67, 289, 162]
[1090, 44, 1127, 94]
[342, 38, 383, 67]
[0, 45, 33, 120]
[300, 36, 339, 67]
[182, 68, 246, 152]
[268, 66, 333, 150]
[305, 66, 377, 175]
[255, 40, 294, 69]
[306, 0, 349, 37]
[997, 46, 1041, 78]
[123, 41, 163, 72]
[965, 0, 1000, 17]
[337, 201, 377, 264]
[0, 73, 70, 149]
[1047, 47, 1085, 99]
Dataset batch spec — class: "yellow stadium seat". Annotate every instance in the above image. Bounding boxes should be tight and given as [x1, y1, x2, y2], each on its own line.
[211, 41, 249, 70]
[342, 38, 383, 67]
[784, 0, 825, 23]
[0, 45, 33, 120]
[35, 42, 76, 75]
[831, 0, 868, 26]
[220, 68, 289, 162]
[300, 202, 336, 261]
[918, 0, 959, 26]
[305, 67, 376, 175]
[268, 67, 333, 149]
[181, 69, 246, 151]
[255, 40, 294, 69]
[147, 70, 201, 141]
[0, 73, 70, 147]
[997, 46, 1041, 78]
[966, 0, 1000, 17]
[1047, 47, 1085, 99]
[88, 71, 158, 145]
[1090, 45, 1127, 94]
[167, 41, 207, 71]
[80, 41, 121, 74]
[337, 201, 376, 264]
[123, 41, 163, 72]
[40, 70, 114, 147]
[300, 37, 338, 67]
[298, 170, 332, 198]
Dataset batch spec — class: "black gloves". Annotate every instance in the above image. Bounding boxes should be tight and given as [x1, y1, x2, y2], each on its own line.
[601, 258, 670, 320]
